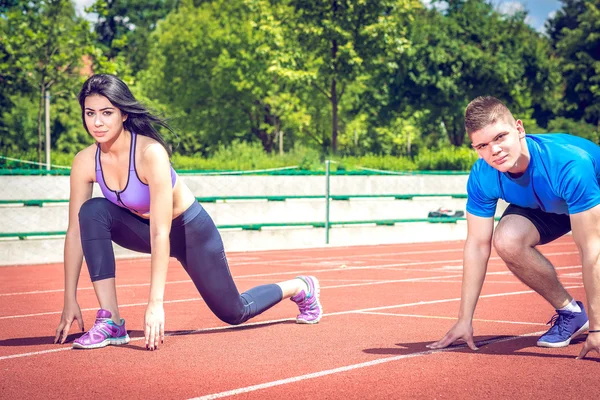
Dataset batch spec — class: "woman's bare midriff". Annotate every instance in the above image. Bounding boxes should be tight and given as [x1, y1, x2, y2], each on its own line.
[130, 178, 196, 220]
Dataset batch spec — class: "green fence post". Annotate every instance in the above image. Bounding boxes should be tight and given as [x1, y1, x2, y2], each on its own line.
[325, 159, 331, 244]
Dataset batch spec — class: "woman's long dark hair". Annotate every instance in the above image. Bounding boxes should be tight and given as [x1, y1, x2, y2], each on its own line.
[78, 74, 173, 157]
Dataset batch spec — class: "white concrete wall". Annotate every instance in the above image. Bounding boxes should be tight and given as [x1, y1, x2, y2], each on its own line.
[1, 221, 477, 266]
[1, 197, 473, 233]
[0, 174, 470, 199]
[0, 174, 502, 266]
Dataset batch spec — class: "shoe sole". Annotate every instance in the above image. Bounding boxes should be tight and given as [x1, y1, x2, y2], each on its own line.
[536, 321, 589, 348]
[296, 275, 323, 325]
[72, 334, 131, 349]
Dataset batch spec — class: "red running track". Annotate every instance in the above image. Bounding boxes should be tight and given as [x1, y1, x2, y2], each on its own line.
[0, 236, 597, 399]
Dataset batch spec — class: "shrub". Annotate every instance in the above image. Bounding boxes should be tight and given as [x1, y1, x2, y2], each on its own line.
[415, 147, 478, 171]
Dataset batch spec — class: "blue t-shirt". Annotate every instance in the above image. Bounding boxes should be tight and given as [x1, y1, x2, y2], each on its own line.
[466, 134, 600, 217]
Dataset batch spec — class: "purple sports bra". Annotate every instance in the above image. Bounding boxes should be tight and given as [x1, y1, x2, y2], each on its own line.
[95, 132, 177, 214]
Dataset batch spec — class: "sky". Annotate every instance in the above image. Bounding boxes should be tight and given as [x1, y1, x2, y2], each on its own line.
[494, 0, 562, 32]
[74, 0, 95, 15]
[418, 0, 563, 32]
[74, 0, 563, 33]
[73, 0, 96, 23]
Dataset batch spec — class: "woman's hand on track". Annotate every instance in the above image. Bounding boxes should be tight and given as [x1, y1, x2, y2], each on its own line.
[426, 320, 479, 351]
[144, 301, 165, 350]
[54, 301, 84, 344]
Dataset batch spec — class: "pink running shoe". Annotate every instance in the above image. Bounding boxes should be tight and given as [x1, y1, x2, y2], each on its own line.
[290, 276, 323, 324]
[72, 309, 130, 349]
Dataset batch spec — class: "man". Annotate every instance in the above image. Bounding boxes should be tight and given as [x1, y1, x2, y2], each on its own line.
[427, 96, 600, 359]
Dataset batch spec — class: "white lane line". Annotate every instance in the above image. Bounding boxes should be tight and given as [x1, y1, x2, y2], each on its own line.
[0, 250, 580, 298]
[265, 249, 579, 267]
[242, 278, 384, 283]
[322, 265, 582, 290]
[4, 274, 464, 319]
[0, 317, 295, 361]
[233, 248, 465, 264]
[0, 247, 467, 271]
[0, 347, 74, 360]
[357, 312, 548, 326]
[418, 280, 520, 284]
[188, 331, 548, 400]
[0, 240, 575, 271]
[0, 298, 202, 320]
[235, 240, 574, 262]
[323, 285, 584, 318]
[229, 239, 571, 257]
[0, 280, 189, 297]
[0, 285, 584, 361]
[0, 259, 464, 297]
[0, 269, 584, 320]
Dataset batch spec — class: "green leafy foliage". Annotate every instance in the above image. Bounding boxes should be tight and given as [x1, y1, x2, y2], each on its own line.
[546, 117, 600, 143]
[87, 0, 179, 73]
[377, 0, 561, 146]
[415, 146, 478, 171]
[547, 0, 600, 126]
[1, 0, 599, 172]
[0, 0, 97, 160]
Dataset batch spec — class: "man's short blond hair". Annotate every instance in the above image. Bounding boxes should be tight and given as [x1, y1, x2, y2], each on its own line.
[465, 96, 516, 135]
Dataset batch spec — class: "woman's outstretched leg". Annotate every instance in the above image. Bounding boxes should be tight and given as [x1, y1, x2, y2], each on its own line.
[173, 203, 323, 325]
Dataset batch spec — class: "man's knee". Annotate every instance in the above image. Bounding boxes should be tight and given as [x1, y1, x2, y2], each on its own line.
[493, 226, 529, 262]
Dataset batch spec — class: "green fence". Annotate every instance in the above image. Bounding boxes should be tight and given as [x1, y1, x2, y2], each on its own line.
[0, 161, 471, 244]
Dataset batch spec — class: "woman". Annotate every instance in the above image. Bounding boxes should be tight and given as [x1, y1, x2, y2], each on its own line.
[54, 74, 322, 350]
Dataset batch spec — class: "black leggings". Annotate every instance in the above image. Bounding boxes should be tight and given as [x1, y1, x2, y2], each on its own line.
[78, 198, 283, 325]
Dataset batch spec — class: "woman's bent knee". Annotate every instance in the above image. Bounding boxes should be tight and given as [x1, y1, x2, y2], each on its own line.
[78, 198, 116, 240]
[215, 308, 248, 326]
[217, 313, 246, 326]
[78, 197, 113, 221]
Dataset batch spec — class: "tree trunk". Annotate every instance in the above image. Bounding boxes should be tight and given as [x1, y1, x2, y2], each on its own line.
[330, 0, 339, 153]
[277, 120, 283, 155]
[250, 101, 281, 153]
[442, 116, 465, 147]
[451, 117, 464, 146]
[331, 77, 338, 153]
[37, 87, 45, 167]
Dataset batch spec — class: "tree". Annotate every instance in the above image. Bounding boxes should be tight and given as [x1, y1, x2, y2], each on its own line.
[380, 0, 561, 146]
[88, 0, 179, 74]
[141, 0, 311, 154]
[0, 0, 96, 161]
[285, 0, 420, 153]
[546, 0, 587, 43]
[547, 0, 600, 127]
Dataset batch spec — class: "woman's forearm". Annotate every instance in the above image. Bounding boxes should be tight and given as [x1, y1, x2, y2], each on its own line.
[63, 231, 84, 302]
[149, 233, 170, 303]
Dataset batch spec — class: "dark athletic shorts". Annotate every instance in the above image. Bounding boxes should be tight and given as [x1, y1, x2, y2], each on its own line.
[501, 204, 571, 245]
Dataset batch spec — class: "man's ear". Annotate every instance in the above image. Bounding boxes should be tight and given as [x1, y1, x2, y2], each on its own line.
[515, 119, 526, 138]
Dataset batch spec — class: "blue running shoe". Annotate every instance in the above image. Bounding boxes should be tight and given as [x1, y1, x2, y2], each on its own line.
[537, 301, 589, 348]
